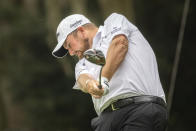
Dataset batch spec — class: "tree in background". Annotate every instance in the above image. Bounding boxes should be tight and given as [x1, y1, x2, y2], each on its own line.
[0, 0, 195, 131]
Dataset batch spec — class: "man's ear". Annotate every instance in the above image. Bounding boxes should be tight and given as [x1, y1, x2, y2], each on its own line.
[77, 26, 85, 38]
[77, 26, 85, 33]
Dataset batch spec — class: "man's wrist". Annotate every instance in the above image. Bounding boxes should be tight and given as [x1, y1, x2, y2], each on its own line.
[101, 76, 109, 96]
[85, 79, 90, 88]
[83, 79, 91, 93]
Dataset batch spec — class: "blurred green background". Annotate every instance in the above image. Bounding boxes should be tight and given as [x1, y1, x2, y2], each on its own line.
[0, 0, 195, 131]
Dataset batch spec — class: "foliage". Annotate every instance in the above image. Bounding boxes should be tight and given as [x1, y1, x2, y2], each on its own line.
[0, 0, 195, 131]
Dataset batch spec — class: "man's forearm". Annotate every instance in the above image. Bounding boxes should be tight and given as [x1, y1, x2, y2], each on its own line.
[102, 35, 128, 81]
[77, 74, 93, 93]
[77, 74, 104, 98]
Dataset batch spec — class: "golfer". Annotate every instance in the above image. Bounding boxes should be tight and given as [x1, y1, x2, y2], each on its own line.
[52, 13, 168, 131]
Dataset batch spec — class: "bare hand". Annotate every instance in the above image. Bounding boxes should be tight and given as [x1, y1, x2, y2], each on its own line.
[86, 79, 104, 99]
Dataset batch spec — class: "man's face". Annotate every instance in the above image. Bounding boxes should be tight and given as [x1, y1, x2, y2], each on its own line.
[63, 31, 90, 59]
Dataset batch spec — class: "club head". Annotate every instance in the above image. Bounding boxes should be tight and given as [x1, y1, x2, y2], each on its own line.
[83, 49, 105, 66]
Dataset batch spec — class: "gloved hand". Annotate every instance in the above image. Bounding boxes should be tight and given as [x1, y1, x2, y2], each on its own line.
[99, 76, 109, 96]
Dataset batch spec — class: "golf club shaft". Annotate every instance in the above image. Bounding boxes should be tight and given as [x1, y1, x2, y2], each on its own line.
[98, 67, 103, 89]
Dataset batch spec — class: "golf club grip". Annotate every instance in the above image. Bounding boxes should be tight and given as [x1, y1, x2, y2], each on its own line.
[99, 67, 103, 89]
[98, 85, 102, 89]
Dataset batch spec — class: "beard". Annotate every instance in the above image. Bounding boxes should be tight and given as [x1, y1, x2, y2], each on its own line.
[83, 38, 90, 51]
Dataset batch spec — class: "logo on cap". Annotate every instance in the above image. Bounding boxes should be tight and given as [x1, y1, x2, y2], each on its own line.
[56, 32, 60, 38]
[70, 20, 82, 28]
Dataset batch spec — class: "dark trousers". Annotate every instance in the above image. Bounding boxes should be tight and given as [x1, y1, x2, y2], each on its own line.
[91, 102, 168, 131]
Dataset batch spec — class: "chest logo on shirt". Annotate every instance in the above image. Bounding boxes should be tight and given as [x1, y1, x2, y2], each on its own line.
[111, 27, 121, 35]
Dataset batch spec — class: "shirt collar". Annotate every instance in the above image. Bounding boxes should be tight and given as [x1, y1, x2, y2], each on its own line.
[92, 26, 104, 48]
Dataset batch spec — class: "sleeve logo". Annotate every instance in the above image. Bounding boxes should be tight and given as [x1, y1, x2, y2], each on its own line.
[111, 27, 121, 34]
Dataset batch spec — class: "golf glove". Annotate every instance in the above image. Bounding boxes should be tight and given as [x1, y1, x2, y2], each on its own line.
[100, 76, 109, 96]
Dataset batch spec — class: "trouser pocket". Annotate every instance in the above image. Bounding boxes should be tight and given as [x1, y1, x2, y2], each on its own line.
[91, 117, 100, 130]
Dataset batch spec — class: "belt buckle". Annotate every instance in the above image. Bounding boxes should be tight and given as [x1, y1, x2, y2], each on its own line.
[111, 103, 119, 111]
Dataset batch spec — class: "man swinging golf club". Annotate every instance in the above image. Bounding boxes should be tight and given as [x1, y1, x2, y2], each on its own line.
[52, 13, 168, 131]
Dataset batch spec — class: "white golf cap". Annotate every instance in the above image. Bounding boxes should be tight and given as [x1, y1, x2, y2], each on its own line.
[52, 14, 91, 58]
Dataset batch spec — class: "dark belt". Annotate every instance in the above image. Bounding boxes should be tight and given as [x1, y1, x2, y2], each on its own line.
[103, 95, 166, 112]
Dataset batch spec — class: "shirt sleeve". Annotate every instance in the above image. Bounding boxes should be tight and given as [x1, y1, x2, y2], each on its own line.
[104, 13, 138, 42]
[73, 58, 88, 90]
[73, 58, 96, 90]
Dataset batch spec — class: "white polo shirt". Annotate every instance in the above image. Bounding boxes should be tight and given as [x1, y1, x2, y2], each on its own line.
[73, 13, 166, 115]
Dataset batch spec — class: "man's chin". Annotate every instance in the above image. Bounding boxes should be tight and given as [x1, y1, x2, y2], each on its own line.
[75, 53, 84, 60]
[78, 55, 84, 60]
